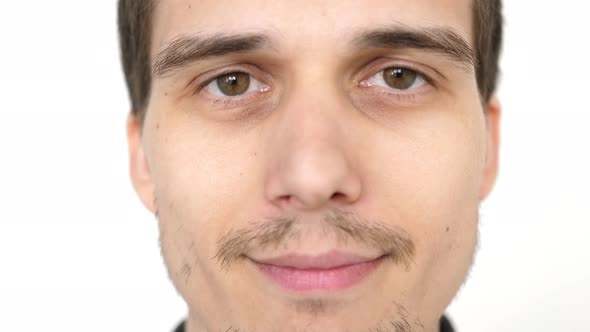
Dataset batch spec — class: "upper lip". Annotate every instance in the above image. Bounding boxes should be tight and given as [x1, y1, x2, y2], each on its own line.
[250, 250, 383, 270]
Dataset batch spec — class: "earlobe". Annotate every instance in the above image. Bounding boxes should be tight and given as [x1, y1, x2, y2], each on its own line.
[127, 114, 157, 213]
[480, 96, 501, 200]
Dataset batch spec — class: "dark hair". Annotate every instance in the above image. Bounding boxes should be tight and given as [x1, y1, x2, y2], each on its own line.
[118, 0, 502, 120]
[118, 0, 155, 122]
[473, 0, 503, 104]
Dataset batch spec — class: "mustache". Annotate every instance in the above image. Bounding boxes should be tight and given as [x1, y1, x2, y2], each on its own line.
[213, 209, 415, 270]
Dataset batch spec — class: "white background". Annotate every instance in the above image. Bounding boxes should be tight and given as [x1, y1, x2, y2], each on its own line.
[0, 1, 588, 331]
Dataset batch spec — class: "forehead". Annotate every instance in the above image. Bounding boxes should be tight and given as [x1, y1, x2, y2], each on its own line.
[151, 0, 473, 53]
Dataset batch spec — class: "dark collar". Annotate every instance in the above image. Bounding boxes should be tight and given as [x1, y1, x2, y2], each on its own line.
[175, 316, 455, 332]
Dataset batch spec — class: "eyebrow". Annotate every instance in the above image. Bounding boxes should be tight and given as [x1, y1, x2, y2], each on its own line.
[153, 33, 270, 77]
[353, 25, 477, 71]
[152, 25, 476, 78]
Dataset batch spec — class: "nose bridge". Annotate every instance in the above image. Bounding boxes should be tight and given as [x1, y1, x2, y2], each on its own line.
[278, 60, 348, 148]
[281, 98, 342, 175]
[264, 78, 362, 211]
[283, 85, 340, 150]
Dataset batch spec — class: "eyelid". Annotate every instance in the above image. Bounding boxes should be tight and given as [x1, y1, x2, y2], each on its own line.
[185, 64, 274, 113]
[203, 73, 269, 98]
[355, 58, 439, 89]
[362, 69, 427, 92]
[192, 64, 272, 94]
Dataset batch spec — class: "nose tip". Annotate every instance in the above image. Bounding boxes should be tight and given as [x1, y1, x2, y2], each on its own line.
[265, 147, 362, 211]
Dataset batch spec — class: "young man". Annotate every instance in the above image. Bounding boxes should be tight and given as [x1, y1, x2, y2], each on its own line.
[118, 0, 503, 331]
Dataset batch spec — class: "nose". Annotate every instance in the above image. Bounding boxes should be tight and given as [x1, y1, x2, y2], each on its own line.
[264, 92, 362, 212]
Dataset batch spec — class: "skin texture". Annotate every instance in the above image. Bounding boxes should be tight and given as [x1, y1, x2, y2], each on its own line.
[127, 0, 501, 331]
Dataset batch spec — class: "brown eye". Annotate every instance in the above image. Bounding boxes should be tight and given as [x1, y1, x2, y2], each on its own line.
[383, 67, 418, 90]
[216, 72, 251, 96]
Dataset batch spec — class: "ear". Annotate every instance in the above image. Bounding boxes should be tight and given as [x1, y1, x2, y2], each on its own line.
[127, 114, 157, 213]
[479, 96, 501, 200]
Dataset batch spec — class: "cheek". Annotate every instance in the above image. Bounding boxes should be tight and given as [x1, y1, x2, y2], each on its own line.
[371, 127, 483, 256]
[368, 106, 486, 217]
[147, 115, 264, 255]
[364, 106, 486, 291]
[147, 119, 265, 304]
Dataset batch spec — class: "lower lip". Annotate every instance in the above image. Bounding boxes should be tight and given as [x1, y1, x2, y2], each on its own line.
[253, 257, 384, 292]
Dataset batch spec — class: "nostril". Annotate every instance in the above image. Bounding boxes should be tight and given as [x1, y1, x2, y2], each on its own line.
[331, 192, 346, 200]
[278, 195, 292, 203]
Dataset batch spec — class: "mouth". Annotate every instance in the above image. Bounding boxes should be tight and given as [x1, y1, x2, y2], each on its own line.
[249, 251, 386, 292]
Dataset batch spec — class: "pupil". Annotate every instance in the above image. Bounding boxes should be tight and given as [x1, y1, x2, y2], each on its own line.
[383, 67, 416, 90]
[227, 75, 238, 85]
[217, 72, 250, 96]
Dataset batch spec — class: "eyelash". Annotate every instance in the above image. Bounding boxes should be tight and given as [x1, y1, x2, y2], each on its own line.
[356, 61, 436, 100]
[194, 66, 272, 106]
[194, 62, 436, 107]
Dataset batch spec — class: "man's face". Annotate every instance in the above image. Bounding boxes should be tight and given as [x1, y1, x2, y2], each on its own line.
[128, 0, 500, 331]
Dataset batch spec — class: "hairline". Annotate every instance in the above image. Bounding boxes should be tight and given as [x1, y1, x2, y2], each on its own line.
[128, 0, 496, 120]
